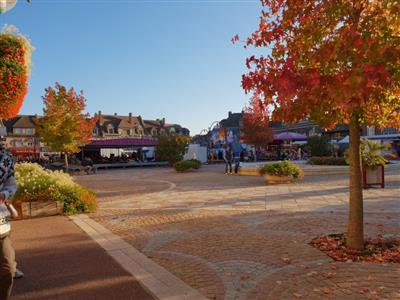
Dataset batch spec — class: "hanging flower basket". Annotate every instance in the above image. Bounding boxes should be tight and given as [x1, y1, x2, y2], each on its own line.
[0, 26, 33, 120]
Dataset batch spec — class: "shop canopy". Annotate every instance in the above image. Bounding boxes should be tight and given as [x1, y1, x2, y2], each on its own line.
[85, 138, 158, 149]
[274, 132, 307, 141]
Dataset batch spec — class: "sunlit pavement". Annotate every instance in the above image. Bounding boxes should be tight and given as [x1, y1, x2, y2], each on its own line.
[77, 165, 400, 300]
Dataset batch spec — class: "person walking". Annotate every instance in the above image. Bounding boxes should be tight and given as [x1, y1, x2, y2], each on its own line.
[223, 146, 233, 175]
[0, 141, 17, 300]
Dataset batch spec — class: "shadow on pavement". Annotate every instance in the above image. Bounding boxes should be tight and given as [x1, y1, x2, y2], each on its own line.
[10, 216, 153, 300]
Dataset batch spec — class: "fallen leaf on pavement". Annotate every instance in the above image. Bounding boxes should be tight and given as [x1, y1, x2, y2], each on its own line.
[281, 257, 292, 264]
[293, 292, 302, 298]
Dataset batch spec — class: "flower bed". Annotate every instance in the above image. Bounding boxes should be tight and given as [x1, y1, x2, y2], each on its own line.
[310, 233, 400, 263]
[259, 161, 304, 178]
[13, 162, 97, 215]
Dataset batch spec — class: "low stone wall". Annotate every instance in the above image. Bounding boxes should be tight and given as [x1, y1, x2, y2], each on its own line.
[20, 201, 63, 219]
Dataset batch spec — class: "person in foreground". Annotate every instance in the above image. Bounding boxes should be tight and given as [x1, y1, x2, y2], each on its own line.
[0, 142, 17, 300]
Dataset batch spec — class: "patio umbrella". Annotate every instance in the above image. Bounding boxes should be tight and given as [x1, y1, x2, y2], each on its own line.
[338, 135, 349, 144]
[274, 132, 307, 141]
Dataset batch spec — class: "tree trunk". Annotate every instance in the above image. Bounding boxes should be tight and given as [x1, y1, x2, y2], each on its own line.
[64, 153, 69, 172]
[347, 114, 364, 250]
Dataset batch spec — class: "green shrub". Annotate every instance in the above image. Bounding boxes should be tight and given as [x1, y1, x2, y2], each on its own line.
[360, 139, 390, 167]
[306, 135, 332, 157]
[156, 134, 190, 165]
[259, 161, 303, 179]
[173, 159, 202, 172]
[309, 157, 348, 165]
[13, 162, 97, 214]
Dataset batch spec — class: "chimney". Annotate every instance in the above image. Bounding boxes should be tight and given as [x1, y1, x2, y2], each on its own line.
[98, 111, 103, 125]
[162, 118, 165, 126]
[228, 111, 232, 118]
[114, 112, 117, 116]
[129, 112, 132, 124]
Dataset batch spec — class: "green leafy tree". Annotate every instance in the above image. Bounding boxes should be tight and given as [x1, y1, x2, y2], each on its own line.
[156, 134, 190, 166]
[239, 0, 400, 249]
[36, 83, 96, 171]
[306, 135, 332, 157]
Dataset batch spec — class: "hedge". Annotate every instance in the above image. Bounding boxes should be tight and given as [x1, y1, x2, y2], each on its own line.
[309, 156, 348, 165]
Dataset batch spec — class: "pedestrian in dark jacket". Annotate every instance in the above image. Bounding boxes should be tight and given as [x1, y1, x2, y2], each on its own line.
[223, 146, 233, 175]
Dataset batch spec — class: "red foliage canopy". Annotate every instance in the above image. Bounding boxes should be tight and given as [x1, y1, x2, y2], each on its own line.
[240, 0, 400, 130]
[242, 99, 273, 149]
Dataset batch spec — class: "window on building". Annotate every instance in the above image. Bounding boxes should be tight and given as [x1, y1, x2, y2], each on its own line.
[127, 129, 131, 135]
[107, 125, 114, 134]
[14, 128, 22, 134]
[24, 128, 35, 135]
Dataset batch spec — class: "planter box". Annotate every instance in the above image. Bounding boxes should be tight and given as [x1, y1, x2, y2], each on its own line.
[263, 174, 294, 184]
[362, 165, 384, 189]
[238, 168, 259, 176]
[21, 201, 64, 219]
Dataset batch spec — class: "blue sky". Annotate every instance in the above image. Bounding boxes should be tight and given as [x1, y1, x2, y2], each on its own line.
[1, 0, 262, 135]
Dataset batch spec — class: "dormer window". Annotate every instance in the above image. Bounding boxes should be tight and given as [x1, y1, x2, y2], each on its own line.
[107, 124, 114, 134]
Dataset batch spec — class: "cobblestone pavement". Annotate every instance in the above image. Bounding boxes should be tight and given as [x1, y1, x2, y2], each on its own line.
[77, 165, 400, 300]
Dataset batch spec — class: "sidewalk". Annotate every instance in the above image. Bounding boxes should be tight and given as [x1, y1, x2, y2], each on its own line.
[9, 216, 154, 300]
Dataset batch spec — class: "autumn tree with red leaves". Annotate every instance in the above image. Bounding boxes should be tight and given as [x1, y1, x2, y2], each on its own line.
[36, 83, 96, 171]
[242, 99, 273, 150]
[240, 1, 400, 249]
[0, 26, 33, 120]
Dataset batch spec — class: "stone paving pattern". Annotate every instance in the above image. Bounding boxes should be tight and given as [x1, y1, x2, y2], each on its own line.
[77, 165, 400, 300]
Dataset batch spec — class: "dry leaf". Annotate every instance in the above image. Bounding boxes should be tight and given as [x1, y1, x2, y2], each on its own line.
[293, 292, 302, 298]
[281, 257, 292, 264]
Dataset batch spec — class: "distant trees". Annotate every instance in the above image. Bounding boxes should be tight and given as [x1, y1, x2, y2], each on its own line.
[36, 83, 96, 170]
[156, 134, 190, 165]
[306, 136, 332, 157]
[241, 99, 274, 150]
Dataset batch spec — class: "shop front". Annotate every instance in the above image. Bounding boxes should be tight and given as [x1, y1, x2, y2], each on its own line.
[9, 147, 40, 161]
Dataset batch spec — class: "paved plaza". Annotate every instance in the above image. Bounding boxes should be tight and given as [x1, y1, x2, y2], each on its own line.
[77, 165, 400, 300]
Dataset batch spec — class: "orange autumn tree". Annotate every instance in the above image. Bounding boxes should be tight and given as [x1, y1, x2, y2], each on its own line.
[240, 0, 400, 249]
[36, 83, 96, 171]
[242, 99, 274, 151]
[0, 25, 33, 120]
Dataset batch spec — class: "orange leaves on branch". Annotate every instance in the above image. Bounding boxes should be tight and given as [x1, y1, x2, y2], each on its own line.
[36, 83, 96, 154]
[241, 0, 400, 130]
